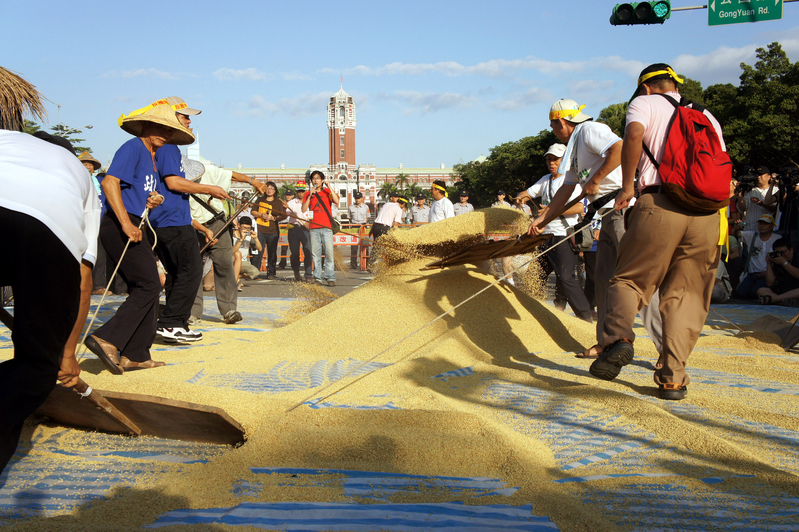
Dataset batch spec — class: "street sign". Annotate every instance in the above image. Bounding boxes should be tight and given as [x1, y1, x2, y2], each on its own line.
[708, 0, 783, 26]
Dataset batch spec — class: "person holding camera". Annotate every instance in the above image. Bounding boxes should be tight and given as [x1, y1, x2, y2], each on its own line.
[302, 170, 340, 286]
[734, 214, 781, 300]
[756, 238, 799, 305]
[233, 216, 262, 284]
[737, 166, 777, 229]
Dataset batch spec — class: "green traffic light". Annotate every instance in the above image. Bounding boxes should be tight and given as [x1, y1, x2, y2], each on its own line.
[610, 0, 671, 25]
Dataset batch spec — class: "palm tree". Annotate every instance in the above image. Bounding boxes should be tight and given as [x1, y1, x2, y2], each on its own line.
[395, 172, 410, 191]
[407, 183, 424, 199]
[377, 182, 397, 200]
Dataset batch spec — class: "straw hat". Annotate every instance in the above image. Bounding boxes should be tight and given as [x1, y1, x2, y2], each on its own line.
[78, 150, 102, 171]
[181, 155, 205, 182]
[0, 67, 46, 131]
[120, 103, 195, 145]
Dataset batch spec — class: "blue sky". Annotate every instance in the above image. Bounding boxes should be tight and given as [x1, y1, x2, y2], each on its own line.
[3, 0, 797, 170]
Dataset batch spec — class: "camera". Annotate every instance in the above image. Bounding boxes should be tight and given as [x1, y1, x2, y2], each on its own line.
[775, 167, 799, 191]
[735, 169, 758, 194]
[769, 251, 781, 259]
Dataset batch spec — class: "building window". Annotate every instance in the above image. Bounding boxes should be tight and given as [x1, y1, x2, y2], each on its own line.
[340, 136, 345, 146]
[340, 149, 345, 158]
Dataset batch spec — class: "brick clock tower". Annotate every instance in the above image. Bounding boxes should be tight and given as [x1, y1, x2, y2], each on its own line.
[327, 85, 356, 176]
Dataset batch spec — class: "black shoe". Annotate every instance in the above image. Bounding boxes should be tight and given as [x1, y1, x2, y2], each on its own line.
[589, 339, 634, 381]
[659, 383, 688, 400]
[294, 272, 302, 282]
[266, 274, 276, 280]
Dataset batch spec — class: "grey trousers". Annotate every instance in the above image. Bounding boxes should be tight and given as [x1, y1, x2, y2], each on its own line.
[595, 208, 663, 354]
[192, 219, 237, 320]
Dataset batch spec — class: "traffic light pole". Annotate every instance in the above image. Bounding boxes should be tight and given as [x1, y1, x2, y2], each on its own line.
[672, 0, 796, 10]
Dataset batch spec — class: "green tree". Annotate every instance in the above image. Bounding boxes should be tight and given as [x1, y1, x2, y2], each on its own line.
[278, 183, 297, 199]
[707, 42, 799, 167]
[453, 130, 557, 208]
[679, 76, 705, 106]
[395, 172, 410, 190]
[597, 103, 628, 137]
[51, 124, 92, 153]
[23, 120, 40, 135]
[407, 183, 424, 199]
[377, 181, 397, 200]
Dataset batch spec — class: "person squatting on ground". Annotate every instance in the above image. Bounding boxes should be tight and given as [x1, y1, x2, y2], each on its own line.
[516, 143, 593, 322]
[734, 214, 780, 300]
[302, 170, 339, 286]
[285, 181, 313, 281]
[591, 63, 728, 400]
[150, 97, 230, 344]
[83, 103, 194, 373]
[429, 180, 454, 223]
[251, 181, 286, 280]
[530, 97, 663, 362]
[189, 159, 266, 325]
[0, 67, 102, 472]
[348, 190, 370, 270]
[755, 238, 799, 306]
[233, 216, 262, 284]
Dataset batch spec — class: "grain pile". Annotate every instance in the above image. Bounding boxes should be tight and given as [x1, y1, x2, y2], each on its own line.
[3, 210, 799, 530]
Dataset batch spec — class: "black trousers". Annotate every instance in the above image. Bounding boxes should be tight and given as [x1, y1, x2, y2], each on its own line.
[539, 236, 592, 322]
[0, 208, 79, 473]
[288, 226, 312, 278]
[582, 250, 597, 310]
[153, 225, 202, 329]
[93, 212, 160, 362]
[257, 232, 280, 277]
[92, 236, 128, 294]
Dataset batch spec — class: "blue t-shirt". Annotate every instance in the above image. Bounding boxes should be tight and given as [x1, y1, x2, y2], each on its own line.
[150, 144, 191, 228]
[107, 138, 159, 217]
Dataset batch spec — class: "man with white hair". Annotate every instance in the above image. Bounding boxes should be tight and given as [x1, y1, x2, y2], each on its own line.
[517, 143, 592, 322]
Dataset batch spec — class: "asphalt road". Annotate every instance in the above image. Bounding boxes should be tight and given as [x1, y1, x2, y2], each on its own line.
[234, 266, 374, 299]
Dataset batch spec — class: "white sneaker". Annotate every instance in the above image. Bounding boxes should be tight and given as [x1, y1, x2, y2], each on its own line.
[157, 327, 203, 343]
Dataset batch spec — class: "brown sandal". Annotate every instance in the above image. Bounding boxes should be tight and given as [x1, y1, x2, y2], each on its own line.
[84, 335, 123, 375]
[120, 356, 166, 370]
[576, 344, 603, 359]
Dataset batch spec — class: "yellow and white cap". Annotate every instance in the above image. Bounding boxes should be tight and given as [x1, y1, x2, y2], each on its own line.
[549, 99, 592, 124]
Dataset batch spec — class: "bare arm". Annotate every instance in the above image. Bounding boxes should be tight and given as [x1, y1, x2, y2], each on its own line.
[617, 123, 643, 210]
[232, 172, 267, 194]
[164, 175, 229, 200]
[192, 218, 217, 246]
[585, 140, 621, 196]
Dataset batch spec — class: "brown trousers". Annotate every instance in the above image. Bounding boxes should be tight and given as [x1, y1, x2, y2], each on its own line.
[601, 192, 720, 385]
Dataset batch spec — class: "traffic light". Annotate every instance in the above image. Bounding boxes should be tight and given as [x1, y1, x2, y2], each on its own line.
[610, 1, 671, 25]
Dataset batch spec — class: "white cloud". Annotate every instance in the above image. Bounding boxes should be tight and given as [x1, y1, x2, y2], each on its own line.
[244, 92, 331, 119]
[378, 90, 477, 114]
[214, 68, 268, 81]
[101, 68, 183, 80]
[490, 87, 553, 111]
[672, 45, 760, 86]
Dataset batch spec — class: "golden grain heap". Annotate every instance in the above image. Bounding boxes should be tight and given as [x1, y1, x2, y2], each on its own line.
[3, 208, 798, 531]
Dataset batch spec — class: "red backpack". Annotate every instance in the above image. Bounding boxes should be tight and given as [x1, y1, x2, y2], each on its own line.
[642, 94, 732, 213]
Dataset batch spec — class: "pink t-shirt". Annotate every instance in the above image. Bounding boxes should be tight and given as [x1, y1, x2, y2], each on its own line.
[626, 91, 726, 190]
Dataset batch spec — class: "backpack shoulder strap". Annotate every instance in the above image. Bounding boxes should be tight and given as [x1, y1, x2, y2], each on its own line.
[642, 93, 682, 169]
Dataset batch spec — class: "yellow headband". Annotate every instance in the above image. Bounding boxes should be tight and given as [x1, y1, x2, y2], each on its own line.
[432, 183, 448, 197]
[637, 67, 684, 87]
[117, 99, 188, 127]
[397, 197, 408, 204]
[549, 104, 585, 121]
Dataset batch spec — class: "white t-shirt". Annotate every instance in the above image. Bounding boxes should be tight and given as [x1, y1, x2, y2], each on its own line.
[430, 197, 455, 222]
[527, 174, 584, 236]
[561, 121, 622, 201]
[626, 91, 726, 190]
[740, 230, 780, 275]
[190, 164, 233, 224]
[0, 130, 101, 265]
[741, 187, 778, 229]
[374, 202, 404, 226]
